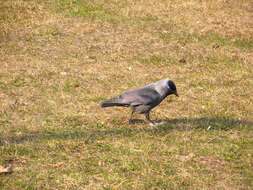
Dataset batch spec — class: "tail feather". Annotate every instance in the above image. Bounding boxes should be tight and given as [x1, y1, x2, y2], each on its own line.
[100, 97, 129, 108]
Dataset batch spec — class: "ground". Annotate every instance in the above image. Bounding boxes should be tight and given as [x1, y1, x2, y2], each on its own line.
[0, 0, 253, 189]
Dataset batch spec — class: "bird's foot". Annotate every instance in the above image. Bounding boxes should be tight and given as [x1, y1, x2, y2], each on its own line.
[149, 121, 168, 127]
[157, 121, 168, 125]
[149, 122, 157, 127]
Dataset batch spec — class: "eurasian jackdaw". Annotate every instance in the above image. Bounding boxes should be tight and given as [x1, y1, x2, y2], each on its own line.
[100, 78, 178, 125]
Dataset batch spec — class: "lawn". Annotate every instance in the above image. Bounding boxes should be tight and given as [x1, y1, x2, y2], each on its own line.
[0, 0, 253, 189]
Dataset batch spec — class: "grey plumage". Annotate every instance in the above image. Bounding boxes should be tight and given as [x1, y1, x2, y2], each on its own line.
[100, 78, 179, 125]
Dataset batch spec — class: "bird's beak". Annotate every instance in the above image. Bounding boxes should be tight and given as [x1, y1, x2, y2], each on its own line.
[174, 91, 179, 97]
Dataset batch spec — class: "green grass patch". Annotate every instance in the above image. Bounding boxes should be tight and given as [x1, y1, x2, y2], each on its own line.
[234, 38, 253, 49]
[55, 0, 129, 24]
[137, 55, 177, 66]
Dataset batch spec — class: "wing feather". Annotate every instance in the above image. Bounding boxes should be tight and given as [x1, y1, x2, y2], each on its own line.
[121, 87, 161, 106]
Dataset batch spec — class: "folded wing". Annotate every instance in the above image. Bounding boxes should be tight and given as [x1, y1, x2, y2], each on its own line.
[100, 87, 161, 108]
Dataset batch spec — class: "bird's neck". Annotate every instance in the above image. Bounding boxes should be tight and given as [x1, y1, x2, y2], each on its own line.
[164, 89, 174, 98]
[155, 86, 170, 98]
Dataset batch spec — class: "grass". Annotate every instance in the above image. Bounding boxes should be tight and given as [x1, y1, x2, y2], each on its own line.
[0, 0, 253, 189]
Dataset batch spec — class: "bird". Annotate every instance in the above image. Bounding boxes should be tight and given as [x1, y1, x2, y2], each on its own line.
[100, 78, 178, 125]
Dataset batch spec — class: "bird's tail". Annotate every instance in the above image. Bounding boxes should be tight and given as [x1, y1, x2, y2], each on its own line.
[100, 97, 128, 108]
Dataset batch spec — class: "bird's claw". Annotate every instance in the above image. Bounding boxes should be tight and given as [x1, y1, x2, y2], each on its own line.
[149, 121, 168, 127]
[149, 122, 157, 127]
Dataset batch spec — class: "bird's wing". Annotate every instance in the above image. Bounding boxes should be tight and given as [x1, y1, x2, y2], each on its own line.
[121, 87, 161, 106]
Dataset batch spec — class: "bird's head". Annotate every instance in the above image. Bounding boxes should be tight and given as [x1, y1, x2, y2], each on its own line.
[167, 80, 179, 97]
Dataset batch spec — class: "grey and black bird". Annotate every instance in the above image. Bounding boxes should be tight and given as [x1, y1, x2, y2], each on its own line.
[100, 78, 179, 125]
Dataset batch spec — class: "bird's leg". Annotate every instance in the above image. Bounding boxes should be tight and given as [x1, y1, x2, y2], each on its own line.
[129, 110, 134, 124]
[145, 112, 155, 125]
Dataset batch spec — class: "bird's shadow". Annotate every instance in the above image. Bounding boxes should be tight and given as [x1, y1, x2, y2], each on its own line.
[1, 117, 252, 145]
[129, 119, 145, 124]
[154, 117, 251, 131]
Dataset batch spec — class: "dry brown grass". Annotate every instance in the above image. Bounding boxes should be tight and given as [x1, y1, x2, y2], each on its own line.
[0, 0, 253, 189]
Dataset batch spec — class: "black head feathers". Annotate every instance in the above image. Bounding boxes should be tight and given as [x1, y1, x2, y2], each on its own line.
[168, 80, 177, 91]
